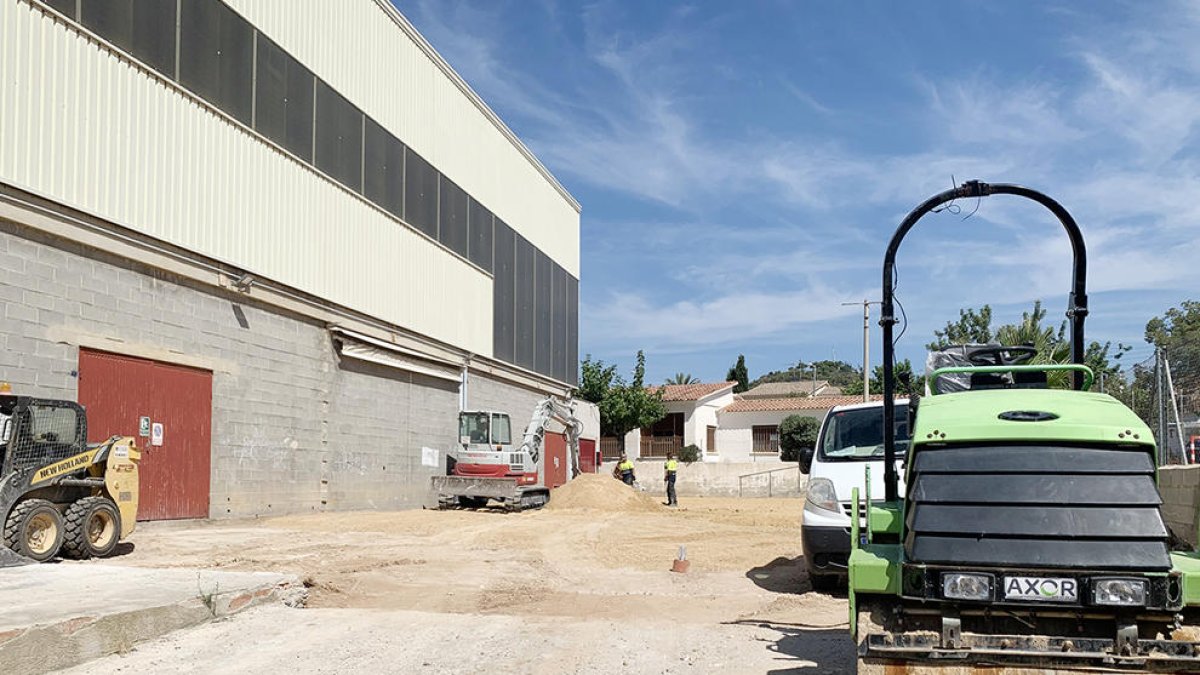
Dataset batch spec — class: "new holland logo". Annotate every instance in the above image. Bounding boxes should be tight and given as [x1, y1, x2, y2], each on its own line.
[32, 450, 98, 484]
[1004, 576, 1078, 602]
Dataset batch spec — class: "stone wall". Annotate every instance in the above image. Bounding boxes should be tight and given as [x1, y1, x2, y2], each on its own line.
[1160, 465, 1200, 548]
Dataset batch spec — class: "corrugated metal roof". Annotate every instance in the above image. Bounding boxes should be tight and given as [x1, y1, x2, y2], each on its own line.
[650, 382, 736, 402]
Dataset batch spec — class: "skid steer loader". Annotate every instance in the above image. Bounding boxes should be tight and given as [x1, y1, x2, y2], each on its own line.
[1, 386, 140, 562]
[847, 181, 1200, 673]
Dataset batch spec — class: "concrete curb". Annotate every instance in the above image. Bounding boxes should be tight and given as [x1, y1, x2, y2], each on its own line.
[0, 575, 306, 675]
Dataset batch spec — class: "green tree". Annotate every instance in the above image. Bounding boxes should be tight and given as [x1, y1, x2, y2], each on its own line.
[664, 372, 699, 385]
[1145, 301, 1200, 416]
[927, 306, 994, 351]
[843, 359, 923, 396]
[577, 351, 667, 454]
[749, 360, 860, 389]
[726, 354, 750, 393]
[928, 300, 1128, 389]
[779, 415, 820, 462]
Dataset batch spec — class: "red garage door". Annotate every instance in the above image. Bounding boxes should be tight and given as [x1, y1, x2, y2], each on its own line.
[545, 431, 568, 489]
[579, 439, 599, 474]
[78, 349, 212, 520]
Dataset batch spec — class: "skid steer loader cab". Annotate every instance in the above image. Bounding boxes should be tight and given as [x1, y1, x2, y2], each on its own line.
[848, 181, 1200, 673]
[0, 390, 140, 563]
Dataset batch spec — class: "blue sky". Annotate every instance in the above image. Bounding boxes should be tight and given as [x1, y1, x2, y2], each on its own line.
[401, 1, 1199, 384]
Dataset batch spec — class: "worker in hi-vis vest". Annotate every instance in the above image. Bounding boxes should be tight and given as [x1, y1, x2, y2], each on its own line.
[663, 452, 679, 506]
[613, 454, 636, 486]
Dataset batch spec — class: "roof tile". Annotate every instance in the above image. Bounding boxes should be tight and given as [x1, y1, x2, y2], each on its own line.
[649, 381, 737, 402]
[722, 395, 887, 413]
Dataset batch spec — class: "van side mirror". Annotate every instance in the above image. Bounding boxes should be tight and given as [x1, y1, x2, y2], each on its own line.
[799, 447, 815, 474]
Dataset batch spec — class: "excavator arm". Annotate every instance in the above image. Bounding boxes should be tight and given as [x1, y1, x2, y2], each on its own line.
[519, 396, 584, 478]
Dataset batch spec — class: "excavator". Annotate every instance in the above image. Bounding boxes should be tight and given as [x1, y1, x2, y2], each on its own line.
[431, 395, 583, 510]
[847, 181, 1200, 673]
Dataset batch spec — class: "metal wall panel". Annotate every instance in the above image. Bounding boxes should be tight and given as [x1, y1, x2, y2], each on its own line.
[179, 0, 253, 125]
[514, 233, 535, 370]
[255, 33, 314, 161]
[567, 274, 579, 385]
[81, 0, 175, 78]
[467, 196, 492, 273]
[363, 115, 403, 218]
[438, 175, 468, 258]
[404, 147, 438, 238]
[0, 0, 492, 357]
[223, 0, 580, 277]
[492, 220, 515, 363]
[314, 79, 363, 192]
[534, 249, 552, 375]
[552, 263, 567, 383]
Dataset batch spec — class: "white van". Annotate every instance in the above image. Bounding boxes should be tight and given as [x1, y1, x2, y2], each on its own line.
[799, 399, 909, 589]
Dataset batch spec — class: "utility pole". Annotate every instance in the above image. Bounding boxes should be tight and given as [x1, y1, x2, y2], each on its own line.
[1165, 352, 1186, 464]
[1157, 348, 1168, 465]
[843, 299, 881, 402]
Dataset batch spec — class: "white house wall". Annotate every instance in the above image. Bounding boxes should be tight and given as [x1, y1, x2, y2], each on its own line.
[224, 0, 580, 276]
[715, 409, 825, 462]
[0, 0, 493, 356]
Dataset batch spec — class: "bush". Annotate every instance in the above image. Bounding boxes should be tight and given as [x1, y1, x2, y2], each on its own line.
[779, 415, 820, 462]
[678, 444, 701, 464]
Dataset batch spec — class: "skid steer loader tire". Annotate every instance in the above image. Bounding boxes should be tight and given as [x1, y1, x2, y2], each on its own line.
[63, 496, 121, 559]
[4, 499, 65, 562]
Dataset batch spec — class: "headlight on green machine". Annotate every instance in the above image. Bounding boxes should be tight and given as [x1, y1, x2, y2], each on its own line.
[942, 572, 993, 601]
[1092, 578, 1147, 606]
[805, 478, 839, 513]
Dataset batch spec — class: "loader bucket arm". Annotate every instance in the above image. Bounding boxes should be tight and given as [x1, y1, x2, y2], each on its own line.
[879, 181, 1088, 501]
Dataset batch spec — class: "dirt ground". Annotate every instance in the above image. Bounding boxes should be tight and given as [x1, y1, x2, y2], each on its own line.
[68, 476, 855, 674]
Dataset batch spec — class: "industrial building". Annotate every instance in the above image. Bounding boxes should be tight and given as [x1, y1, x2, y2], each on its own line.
[0, 0, 581, 518]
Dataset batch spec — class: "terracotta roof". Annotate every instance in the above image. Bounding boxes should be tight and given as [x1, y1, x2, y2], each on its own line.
[742, 381, 828, 398]
[722, 394, 886, 413]
[650, 381, 737, 402]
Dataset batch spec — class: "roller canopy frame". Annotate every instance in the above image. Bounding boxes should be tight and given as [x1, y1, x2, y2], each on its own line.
[879, 181, 1088, 501]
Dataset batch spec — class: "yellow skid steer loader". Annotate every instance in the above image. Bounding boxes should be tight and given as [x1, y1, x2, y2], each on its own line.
[1, 386, 140, 562]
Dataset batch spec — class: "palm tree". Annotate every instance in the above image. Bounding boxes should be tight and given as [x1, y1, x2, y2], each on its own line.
[665, 372, 699, 385]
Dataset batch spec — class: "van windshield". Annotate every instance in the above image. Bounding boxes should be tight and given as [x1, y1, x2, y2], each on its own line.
[819, 405, 909, 462]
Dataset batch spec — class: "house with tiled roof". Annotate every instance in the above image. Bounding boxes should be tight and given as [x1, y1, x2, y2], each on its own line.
[603, 381, 736, 462]
[712, 395, 882, 462]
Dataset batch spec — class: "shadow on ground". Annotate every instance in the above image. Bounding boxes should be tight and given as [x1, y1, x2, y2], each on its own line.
[746, 556, 808, 594]
[730, 619, 856, 674]
[110, 541, 136, 557]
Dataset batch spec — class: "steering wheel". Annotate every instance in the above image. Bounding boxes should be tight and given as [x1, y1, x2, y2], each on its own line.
[966, 345, 1038, 367]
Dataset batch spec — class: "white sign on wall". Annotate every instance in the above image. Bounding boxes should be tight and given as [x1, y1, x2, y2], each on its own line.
[421, 446, 439, 467]
[151, 422, 164, 447]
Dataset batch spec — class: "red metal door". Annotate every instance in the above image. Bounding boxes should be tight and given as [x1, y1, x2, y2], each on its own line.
[78, 349, 212, 520]
[579, 438, 598, 473]
[545, 432, 568, 488]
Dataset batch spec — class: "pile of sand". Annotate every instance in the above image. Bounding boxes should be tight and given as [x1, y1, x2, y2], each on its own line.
[547, 474, 664, 512]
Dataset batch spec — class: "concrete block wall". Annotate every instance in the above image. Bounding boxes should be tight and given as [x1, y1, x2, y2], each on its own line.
[326, 360, 458, 511]
[0, 219, 486, 518]
[467, 373, 548, 436]
[632, 459, 806, 498]
[1160, 465, 1200, 548]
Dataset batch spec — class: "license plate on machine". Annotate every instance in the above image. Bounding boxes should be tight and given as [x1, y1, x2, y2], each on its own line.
[1003, 576, 1078, 602]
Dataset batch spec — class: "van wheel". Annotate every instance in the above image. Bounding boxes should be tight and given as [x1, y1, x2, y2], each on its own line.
[63, 497, 121, 559]
[4, 499, 65, 562]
